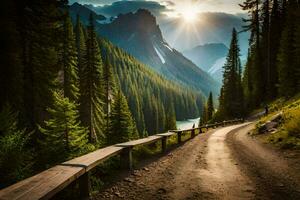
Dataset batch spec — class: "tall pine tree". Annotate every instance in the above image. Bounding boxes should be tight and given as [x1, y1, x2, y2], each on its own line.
[217, 28, 244, 119]
[206, 92, 214, 121]
[80, 13, 105, 144]
[61, 14, 79, 101]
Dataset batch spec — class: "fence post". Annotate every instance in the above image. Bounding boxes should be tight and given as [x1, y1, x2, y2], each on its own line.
[161, 136, 167, 153]
[79, 172, 90, 200]
[120, 147, 133, 170]
[177, 131, 182, 144]
[191, 129, 195, 138]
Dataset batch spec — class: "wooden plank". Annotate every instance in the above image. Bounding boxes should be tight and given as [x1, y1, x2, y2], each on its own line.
[0, 146, 124, 200]
[115, 135, 162, 147]
[63, 146, 124, 172]
[157, 132, 176, 137]
[0, 165, 85, 200]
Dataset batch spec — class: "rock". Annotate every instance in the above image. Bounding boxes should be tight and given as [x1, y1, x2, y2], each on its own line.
[143, 167, 150, 171]
[266, 121, 279, 130]
[270, 112, 283, 123]
[114, 191, 123, 198]
[124, 177, 135, 182]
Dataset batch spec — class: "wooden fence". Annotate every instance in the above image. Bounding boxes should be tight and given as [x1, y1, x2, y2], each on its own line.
[0, 119, 243, 200]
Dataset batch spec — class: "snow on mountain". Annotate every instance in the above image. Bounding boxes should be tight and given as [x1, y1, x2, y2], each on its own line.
[208, 57, 226, 83]
[154, 46, 166, 64]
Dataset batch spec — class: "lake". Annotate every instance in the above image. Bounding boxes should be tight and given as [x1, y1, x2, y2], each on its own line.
[176, 118, 200, 130]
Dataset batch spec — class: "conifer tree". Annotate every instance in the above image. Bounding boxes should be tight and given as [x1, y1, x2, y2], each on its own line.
[206, 92, 214, 121]
[268, 0, 281, 98]
[199, 105, 207, 126]
[277, 0, 299, 97]
[165, 103, 177, 130]
[74, 15, 87, 103]
[102, 56, 116, 136]
[20, 0, 65, 144]
[240, 0, 264, 107]
[39, 91, 88, 164]
[61, 14, 79, 101]
[80, 13, 105, 144]
[217, 28, 244, 119]
[261, 0, 271, 100]
[108, 91, 138, 144]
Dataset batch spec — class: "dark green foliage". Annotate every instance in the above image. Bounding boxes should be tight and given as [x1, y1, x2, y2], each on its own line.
[206, 92, 214, 121]
[74, 15, 87, 108]
[241, 0, 299, 110]
[61, 14, 79, 101]
[39, 91, 89, 166]
[102, 56, 116, 137]
[0, 105, 32, 188]
[165, 103, 177, 131]
[0, 0, 23, 113]
[277, 1, 300, 97]
[108, 91, 138, 144]
[217, 29, 244, 120]
[199, 92, 214, 125]
[199, 105, 207, 126]
[99, 38, 204, 135]
[21, 0, 63, 137]
[80, 14, 105, 144]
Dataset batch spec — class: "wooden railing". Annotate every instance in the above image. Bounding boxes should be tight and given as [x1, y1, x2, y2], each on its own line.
[0, 119, 243, 200]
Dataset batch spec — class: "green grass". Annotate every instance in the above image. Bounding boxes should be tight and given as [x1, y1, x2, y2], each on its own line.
[255, 94, 300, 149]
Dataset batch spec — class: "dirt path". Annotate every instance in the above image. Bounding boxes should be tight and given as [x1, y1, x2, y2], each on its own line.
[93, 123, 300, 200]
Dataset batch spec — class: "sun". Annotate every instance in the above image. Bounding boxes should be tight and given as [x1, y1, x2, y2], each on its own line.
[182, 11, 197, 23]
[179, 5, 199, 23]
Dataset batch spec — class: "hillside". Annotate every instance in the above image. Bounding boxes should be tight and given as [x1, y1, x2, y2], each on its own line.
[98, 38, 204, 136]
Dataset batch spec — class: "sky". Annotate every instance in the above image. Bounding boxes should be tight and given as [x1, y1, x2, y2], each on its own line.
[69, 0, 244, 15]
[69, 0, 249, 54]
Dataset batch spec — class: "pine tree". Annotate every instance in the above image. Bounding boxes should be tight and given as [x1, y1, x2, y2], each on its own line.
[61, 14, 79, 101]
[80, 13, 105, 144]
[74, 15, 87, 105]
[217, 28, 244, 119]
[199, 105, 207, 126]
[20, 0, 64, 143]
[267, 0, 282, 99]
[206, 92, 214, 121]
[165, 103, 177, 130]
[108, 90, 138, 144]
[277, 0, 299, 97]
[261, 0, 271, 100]
[240, 0, 264, 107]
[0, 104, 32, 187]
[39, 91, 89, 165]
[102, 55, 116, 136]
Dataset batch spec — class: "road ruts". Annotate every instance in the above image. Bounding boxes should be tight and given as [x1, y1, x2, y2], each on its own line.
[93, 123, 300, 200]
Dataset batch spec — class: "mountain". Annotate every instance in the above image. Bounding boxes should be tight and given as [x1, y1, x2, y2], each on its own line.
[208, 57, 227, 83]
[96, 9, 219, 96]
[99, 38, 205, 135]
[81, 1, 249, 54]
[183, 43, 228, 72]
[69, 2, 106, 24]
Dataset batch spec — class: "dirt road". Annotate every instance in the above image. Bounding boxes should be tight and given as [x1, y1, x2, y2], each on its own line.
[93, 123, 300, 200]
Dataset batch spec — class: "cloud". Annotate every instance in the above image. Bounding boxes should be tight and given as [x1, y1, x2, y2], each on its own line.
[89, 1, 170, 17]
